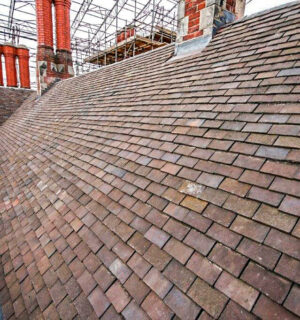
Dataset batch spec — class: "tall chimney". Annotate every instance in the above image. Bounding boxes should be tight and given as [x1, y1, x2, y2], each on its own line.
[3, 43, 17, 87]
[177, 0, 246, 42]
[36, 0, 55, 93]
[35, 0, 74, 94]
[55, 0, 71, 51]
[36, 0, 54, 48]
[0, 45, 3, 86]
[17, 45, 31, 89]
[55, 0, 73, 79]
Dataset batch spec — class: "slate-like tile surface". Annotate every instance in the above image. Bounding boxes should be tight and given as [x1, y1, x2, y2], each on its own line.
[0, 2, 300, 319]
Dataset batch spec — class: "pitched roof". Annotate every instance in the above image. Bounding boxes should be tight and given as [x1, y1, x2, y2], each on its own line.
[0, 88, 33, 125]
[0, 2, 300, 319]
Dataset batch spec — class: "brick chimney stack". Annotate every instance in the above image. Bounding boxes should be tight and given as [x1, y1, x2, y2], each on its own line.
[55, 0, 73, 79]
[0, 43, 31, 88]
[17, 45, 31, 89]
[117, 25, 135, 43]
[36, 0, 54, 47]
[3, 43, 17, 87]
[36, 0, 74, 94]
[0, 45, 3, 86]
[55, 0, 71, 51]
[177, 0, 246, 42]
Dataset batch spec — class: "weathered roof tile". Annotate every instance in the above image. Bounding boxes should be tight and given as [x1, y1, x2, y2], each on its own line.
[1, 2, 300, 319]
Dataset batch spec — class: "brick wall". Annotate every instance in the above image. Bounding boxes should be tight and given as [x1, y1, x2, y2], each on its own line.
[0, 87, 34, 125]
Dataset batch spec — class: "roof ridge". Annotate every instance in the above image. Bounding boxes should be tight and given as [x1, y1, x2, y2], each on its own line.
[61, 42, 175, 85]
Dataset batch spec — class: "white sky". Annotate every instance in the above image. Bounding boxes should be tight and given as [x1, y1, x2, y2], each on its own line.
[245, 0, 296, 15]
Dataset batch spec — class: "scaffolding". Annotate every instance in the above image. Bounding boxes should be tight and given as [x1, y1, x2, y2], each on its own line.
[0, 0, 179, 87]
[84, 19, 177, 66]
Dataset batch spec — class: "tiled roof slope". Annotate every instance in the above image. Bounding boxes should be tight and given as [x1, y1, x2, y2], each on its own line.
[0, 2, 300, 319]
[0, 88, 34, 125]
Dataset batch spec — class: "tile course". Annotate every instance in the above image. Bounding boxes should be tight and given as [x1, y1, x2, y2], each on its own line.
[0, 3, 300, 319]
[0, 87, 34, 125]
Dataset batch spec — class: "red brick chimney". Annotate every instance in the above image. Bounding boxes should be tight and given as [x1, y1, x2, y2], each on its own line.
[55, 0, 71, 51]
[55, 0, 73, 79]
[178, 0, 246, 42]
[117, 25, 135, 43]
[36, 0, 74, 94]
[17, 45, 31, 89]
[36, 0, 56, 93]
[0, 45, 3, 86]
[3, 43, 17, 88]
[36, 0, 54, 47]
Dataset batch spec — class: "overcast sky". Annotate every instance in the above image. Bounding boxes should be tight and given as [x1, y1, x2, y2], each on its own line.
[245, 0, 296, 15]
